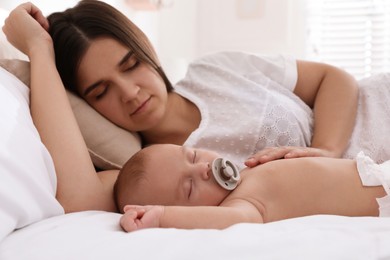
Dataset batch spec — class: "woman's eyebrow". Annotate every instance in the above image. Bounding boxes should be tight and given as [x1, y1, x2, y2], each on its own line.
[118, 51, 134, 66]
[82, 51, 134, 96]
[83, 81, 103, 96]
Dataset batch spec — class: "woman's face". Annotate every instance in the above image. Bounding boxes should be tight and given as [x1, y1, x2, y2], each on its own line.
[76, 37, 168, 132]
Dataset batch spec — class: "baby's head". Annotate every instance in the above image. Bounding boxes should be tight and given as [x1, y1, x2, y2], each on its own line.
[114, 144, 231, 213]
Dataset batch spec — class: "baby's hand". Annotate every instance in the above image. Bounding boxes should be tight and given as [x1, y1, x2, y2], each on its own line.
[245, 146, 337, 167]
[120, 205, 164, 232]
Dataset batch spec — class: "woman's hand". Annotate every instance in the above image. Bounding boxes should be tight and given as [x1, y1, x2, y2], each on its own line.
[2, 2, 52, 57]
[244, 146, 339, 167]
[120, 205, 164, 232]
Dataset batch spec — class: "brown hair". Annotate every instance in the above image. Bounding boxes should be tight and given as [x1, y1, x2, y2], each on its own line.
[114, 148, 149, 213]
[47, 0, 172, 95]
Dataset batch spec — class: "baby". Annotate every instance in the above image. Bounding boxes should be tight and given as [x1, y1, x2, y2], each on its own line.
[114, 144, 389, 232]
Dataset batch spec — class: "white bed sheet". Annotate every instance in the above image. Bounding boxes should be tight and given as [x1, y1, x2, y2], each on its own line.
[0, 212, 389, 260]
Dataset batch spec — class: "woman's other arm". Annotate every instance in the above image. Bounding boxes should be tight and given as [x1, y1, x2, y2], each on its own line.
[3, 3, 116, 212]
[294, 60, 358, 158]
[246, 60, 358, 166]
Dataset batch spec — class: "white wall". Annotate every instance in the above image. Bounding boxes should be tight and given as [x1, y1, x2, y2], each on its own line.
[0, 0, 134, 15]
[156, 0, 197, 82]
[195, 0, 307, 57]
[0, 0, 308, 82]
[0, 1, 79, 14]
[155, 0, 307, 81]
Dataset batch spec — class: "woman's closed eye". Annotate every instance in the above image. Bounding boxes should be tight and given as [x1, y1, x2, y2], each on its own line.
[124, 55, 140, 72]
[94, 84, 109, 100]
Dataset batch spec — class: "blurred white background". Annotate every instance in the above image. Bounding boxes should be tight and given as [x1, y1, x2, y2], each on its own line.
[0, 0, 307, 82]
[1, 0, 389, 82]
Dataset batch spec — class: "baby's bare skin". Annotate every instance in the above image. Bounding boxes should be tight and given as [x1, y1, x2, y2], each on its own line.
[222, 157, 385, 223]
[120, 149, 386, 232]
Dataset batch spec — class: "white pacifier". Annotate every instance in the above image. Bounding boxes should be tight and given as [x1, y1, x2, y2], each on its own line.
[211, 158, 240, 190]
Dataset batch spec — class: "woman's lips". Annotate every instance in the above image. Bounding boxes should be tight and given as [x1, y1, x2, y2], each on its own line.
[130, 97, 151, 116]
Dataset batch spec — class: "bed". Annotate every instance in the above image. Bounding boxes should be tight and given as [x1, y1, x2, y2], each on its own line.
[2, 212, 390, 259]
[1, 17, 390, 260]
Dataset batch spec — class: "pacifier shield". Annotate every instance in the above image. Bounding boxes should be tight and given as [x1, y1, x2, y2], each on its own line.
[211, 158, 240, 190]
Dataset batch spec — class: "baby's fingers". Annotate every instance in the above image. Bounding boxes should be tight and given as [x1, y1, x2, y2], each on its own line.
[123, 205, 137, 212]
[123, 205, 147, 219]
[120, 210, 139, 232]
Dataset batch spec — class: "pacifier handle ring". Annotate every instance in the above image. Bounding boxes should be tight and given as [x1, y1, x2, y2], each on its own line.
[221, 159, 240, 181]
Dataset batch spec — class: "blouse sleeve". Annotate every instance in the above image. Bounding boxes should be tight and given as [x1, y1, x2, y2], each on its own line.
[193, 51, 298, 92]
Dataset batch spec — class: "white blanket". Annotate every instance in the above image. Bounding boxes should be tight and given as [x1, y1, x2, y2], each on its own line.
[1, 212, 390, 260]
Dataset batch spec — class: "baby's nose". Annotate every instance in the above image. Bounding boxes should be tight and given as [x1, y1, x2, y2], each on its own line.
[200, 162, 211, 180]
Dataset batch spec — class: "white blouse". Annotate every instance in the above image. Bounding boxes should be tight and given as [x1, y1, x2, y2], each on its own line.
[175, 51, 313, 168]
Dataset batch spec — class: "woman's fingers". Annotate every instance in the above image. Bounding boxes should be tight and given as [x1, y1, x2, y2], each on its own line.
[2, 2, 52, 56]
[245, 147, 337, 167]
[26, 2, 50, 31]
[245, 147, 295, 166]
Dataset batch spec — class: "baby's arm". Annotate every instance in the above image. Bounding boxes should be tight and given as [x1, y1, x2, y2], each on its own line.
[120, 200, 263, 232]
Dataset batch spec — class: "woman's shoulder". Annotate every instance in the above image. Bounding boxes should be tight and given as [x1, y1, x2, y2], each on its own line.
[190, 51, 294, 70]
[191, 50, 254, 64]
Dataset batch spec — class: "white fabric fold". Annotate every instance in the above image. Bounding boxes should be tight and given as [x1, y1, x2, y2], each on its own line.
[356, 151, 390, 217]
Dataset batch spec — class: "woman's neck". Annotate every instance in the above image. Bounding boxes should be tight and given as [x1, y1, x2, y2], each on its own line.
[141, 92, 200, 145]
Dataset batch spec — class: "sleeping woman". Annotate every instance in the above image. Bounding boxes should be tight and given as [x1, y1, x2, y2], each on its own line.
[1, 1, 389, 215]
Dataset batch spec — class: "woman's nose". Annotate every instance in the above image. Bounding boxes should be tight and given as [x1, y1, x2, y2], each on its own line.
[118, 81, 140, 103]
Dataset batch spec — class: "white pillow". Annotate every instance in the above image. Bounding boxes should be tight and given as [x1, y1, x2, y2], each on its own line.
[0, 67, 64, 242]
[0, 59, 142, 170]
[0, 9, 141, 170]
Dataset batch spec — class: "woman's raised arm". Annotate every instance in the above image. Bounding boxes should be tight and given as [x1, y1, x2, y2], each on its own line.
[2, 3, 117, 213]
